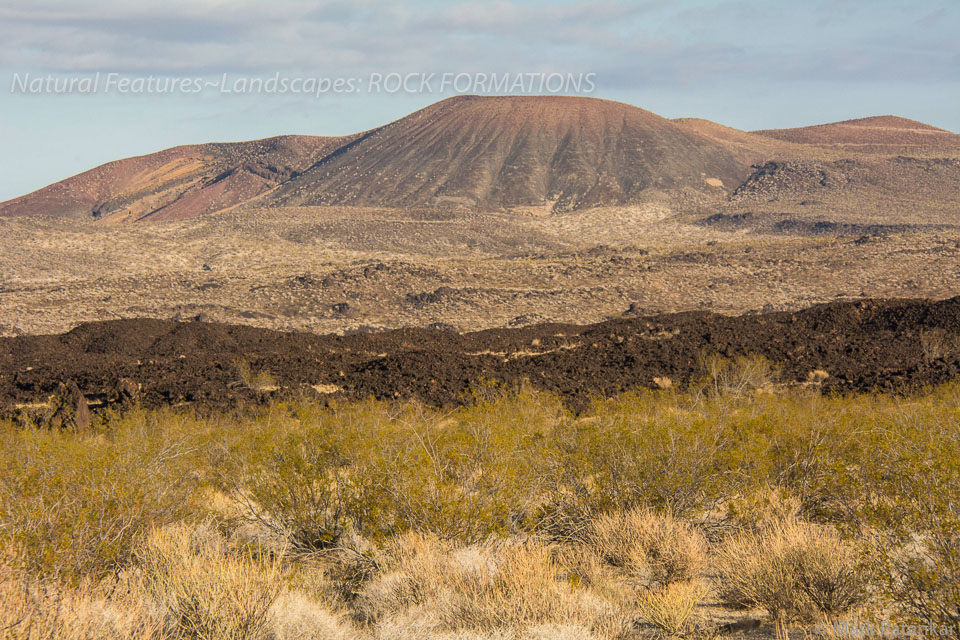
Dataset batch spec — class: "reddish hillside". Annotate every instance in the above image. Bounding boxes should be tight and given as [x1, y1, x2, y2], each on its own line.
[266, 95, 750, 212]
[0, 135, 354, 222]
[671, 117, 807, 163]
[753, 116, 960, 152]
[5, 100, 956, 222]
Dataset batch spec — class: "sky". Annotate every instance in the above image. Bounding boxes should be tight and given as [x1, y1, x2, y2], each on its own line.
[1, 0, 958, 201]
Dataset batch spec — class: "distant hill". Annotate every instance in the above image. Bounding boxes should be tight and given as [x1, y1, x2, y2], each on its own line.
[264, 95, 750, 212]
[671, 117, 805, 163]
[732, 156, 960, 203]
[2, 100, 958, 222]
[0, 135, 354, 222]
[753, 116, 960, 152]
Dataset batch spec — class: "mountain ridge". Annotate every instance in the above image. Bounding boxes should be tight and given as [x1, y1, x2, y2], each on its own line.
[263, 95, 750, 212]
[0, 134, 357, 222]
[2, 97, 958, 222]
[753, 115, 960, 150]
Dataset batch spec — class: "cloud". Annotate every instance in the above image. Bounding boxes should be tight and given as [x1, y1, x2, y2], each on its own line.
[0, 0, 956, 87]
[417, 0, 661, 33]
[0, 0, 396, 72]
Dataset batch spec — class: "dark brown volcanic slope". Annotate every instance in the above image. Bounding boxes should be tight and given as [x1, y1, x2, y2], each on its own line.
[753, 116, 960, 153]
[0, 134, 355, 222]
[4, 297, 960, 415]
[264, 95, 751, 212]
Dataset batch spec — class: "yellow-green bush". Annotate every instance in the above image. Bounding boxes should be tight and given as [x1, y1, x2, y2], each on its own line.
[1, 381, 960, 638]
[884, 530, 960, 640]
[216, 388, 565, 546]
[555, 389, 735, 518]
[379, 387, 563, 540]
[0, 408, 203, 582]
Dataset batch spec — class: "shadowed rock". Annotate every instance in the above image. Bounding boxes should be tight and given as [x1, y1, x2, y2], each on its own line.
[47, 381, 90, 430]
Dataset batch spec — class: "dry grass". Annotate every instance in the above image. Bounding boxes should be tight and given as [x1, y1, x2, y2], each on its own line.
[0, 568, 165, 640]
[137, 523, 284, 640]
[716, 517, 869, 624]
[920, 328, 960, 363]
[356, 533, 625, 637]
[236, 359, 280, 394]
[269, 591, 360, 640]
[721, 488, 802, 535]
[1, 385, 959, 639]
[700, 353, 779, 398]
[635, 580, 710, 638]
[587, 508, 708, 587]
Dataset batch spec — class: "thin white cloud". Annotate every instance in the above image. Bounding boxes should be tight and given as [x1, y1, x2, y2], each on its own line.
[0, 0, 956, 85]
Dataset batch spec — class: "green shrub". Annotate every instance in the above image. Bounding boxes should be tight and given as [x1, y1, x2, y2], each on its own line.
[218, 388, 565, 546]
[562, 389, 736, 517]
[380, 386, 564, 540]
[1, 380, 959, 638]
[885, 530, 960, 640]
[213, 400, 390, 551]
[0, 409, 202, 582]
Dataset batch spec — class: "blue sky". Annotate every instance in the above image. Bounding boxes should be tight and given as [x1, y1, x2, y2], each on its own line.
[1, 0, 958, 201]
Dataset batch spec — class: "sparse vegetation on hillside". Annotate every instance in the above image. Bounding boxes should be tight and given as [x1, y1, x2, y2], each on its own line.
[4, 206, 960, 339]
[1, 380, 959, 639]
